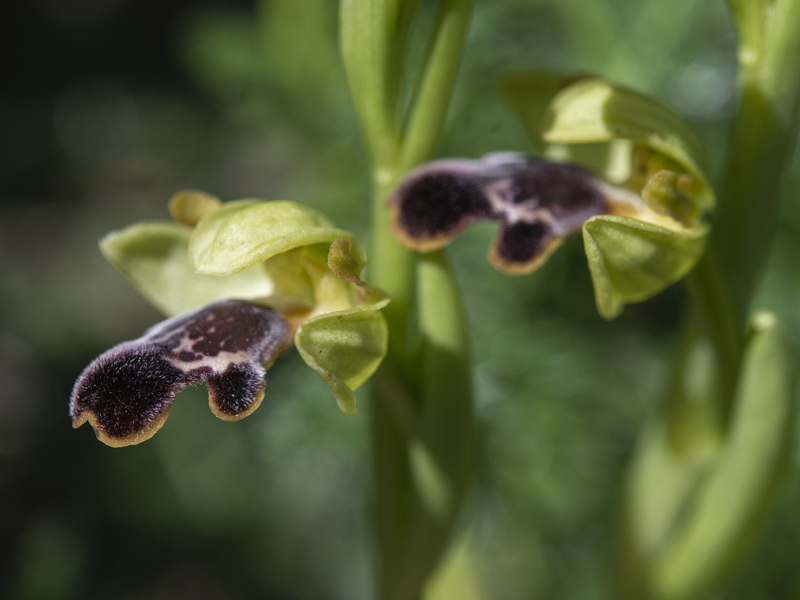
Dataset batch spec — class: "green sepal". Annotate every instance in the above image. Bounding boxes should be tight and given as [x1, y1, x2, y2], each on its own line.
[541, 78, 713, 214]
[502, 71, 641, 179]
[294, 293, 390, 414]
[189, 199, 361, 276]
[542, 78, 706, 174]
[583, 216, 707, 319]
[500, 71, 580, 152]
[100, 222, 273, 317]
[652, 312, 795, 599]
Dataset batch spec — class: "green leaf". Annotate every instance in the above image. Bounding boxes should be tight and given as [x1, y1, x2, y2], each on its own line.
[653, 312, 795, 600]
[100, 222, 273, 317]
[583, 215, 707, 319]
[295, 295, 390, 414]
[189, 199, 358, 275]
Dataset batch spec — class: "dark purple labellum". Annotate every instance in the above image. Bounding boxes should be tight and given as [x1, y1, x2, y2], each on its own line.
[391, 160, 495, 250]
[70, 300, 292, 447]
[390, 153, 610, 273]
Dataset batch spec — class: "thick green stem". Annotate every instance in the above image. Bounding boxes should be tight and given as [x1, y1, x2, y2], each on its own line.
[398, 0, 476, 172]
[656, 0, 800, 455]
[348, 1, 476, 599]
[715, 0, 800, 317]
[370, 169, 418, 372]
[618, 3, 800, 599]
[676, 0, 800, 430]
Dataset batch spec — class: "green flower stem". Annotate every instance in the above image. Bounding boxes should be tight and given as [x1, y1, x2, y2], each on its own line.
[677, 0, 800, 430]
[618, 3, 800, 598]
[339, 0, 401, 166]
[398, 0, 476, 173]
[416, 251, 474, 511]
[371, 250, 474, 600]
[369, 170, 418, 373]
[345, 1, 476, 598]
[715, 0, 800, 320]
[672, 251, 743, 443]
[368, 0, 476, 368]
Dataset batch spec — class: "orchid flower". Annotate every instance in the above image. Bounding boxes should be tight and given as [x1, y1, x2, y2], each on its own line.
[71, 192, 388, 446]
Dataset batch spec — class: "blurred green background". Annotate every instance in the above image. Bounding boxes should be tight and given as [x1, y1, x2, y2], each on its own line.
[2, 0, 800, 598]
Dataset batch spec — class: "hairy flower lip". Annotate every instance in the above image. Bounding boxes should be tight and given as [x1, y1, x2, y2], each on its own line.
[74, 196, 390, 444]
[70, 299, 292, 447]
[389, 153, 619, 273]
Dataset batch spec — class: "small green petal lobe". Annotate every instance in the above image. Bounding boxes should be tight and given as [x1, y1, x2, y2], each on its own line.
[168, 190, 222, 226]
[101, 222, 273, 317]
[190, 200, 356, 275]
[642, 170, 704, 226]
[327, 238, 367, 286]
[295, 298, 389, 414]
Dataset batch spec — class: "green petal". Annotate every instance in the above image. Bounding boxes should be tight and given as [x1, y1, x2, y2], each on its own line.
[189, 199, 358, 275]
[327, 238, 366, 286]
[260, 248, 317, 311]
[654, 312, 795, 599]
[101, 222, 274, 317]
[294, 295, 390, 414]
[583, 215, 707, 319]
[168, 189, 222, 226]
[642, 169, 705, 227]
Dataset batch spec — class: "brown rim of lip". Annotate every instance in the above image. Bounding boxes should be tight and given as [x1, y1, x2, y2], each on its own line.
[388, 202, 488, 253]
[488, 236, 565, 275]
[209, 383, 266, 422]
[72, 408, 173, 448]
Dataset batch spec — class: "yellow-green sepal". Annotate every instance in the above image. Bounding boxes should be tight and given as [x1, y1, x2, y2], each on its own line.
[503, 72, 635, 181]
[100, 222, 273, 317]
[541, 78, 714, 214]
[583, 216, 707, 319]
[295, 293, 390, 414]
[542, 78, 705, 174]
[500, 71, 578, 152]
[189, 199, 362, 275]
